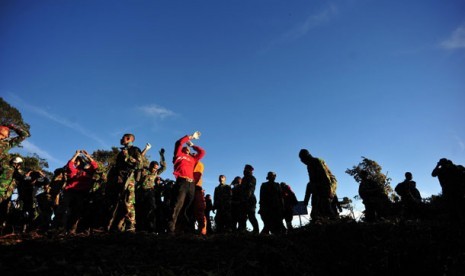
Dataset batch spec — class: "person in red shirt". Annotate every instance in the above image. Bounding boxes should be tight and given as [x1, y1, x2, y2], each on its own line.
[168, 131, 205, 234]
[63, 150, 98, 234]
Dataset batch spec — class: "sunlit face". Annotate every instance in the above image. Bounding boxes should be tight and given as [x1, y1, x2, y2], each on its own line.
[150, 163, 159, 172]
[120, 135, 134, 146]
[219, 175, 226, 184]
[182, 147, 190, 154]
[0, 127, 10, 140]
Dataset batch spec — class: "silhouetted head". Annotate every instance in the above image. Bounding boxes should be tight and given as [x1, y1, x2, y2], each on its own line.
[299, 149, 312, 163]
[30, 171, 42, 180]
[244, 164, 254, 175]
[219, 175, 226, 184]
[405, 172, 413, 180]
[266, 171, 276, 181]
[438, 158, 453, 166]
[232, 176, 242, 185]
[149, 161, 159, 171]
[120, 134, 135, 146]
[359, 170, 369, 180]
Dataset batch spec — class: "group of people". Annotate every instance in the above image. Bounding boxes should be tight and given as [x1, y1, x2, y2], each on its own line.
[1, 123, 464, 238]
[0, 128, 300, 236]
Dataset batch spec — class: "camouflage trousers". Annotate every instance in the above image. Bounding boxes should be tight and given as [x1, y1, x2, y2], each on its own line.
[108, 176, 136, 232]
[0, 165, 15, 203]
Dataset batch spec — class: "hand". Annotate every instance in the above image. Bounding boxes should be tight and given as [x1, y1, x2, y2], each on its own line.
[159, 148, 165, 155]
[81, 150, 88, 155]
[145, 143, 152, 151]
[191, 131, 201, 140]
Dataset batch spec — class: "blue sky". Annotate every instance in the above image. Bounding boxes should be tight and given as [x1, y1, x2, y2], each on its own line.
[1, 0, 464, 215]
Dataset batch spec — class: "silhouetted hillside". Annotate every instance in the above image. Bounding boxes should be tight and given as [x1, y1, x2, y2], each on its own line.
[1, 220, 464, 275]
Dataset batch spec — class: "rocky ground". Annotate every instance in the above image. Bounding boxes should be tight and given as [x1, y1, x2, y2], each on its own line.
[1, 219, 464, 275]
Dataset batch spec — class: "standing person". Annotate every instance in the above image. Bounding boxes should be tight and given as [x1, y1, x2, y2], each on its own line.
[17, 170, 49, 232]
[50, 168, 67, 230]
[432, 158, 464, 223]
[214, 175, 232, 233]
[106, 133, 143, 232]
[135, 148, 166, 232]
[395, 172, 422, 219]
[204, 194, 214, 235]
[153, 176, 167, 234]
[191, 160, 207, 236]
[0, 124, 29, 230]
[168, 131, 205, 234]
[280, 182, 298, 232]
[63, 150, 98, 234]
[36, 182, 54, 233]
[231, 176, 244, 231]
[259, 172, 285, 235]
[299, 149, 338, 222]
[240, 164, 259, 233]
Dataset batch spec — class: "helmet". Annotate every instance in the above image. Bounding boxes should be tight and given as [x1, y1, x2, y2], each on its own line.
[11, 156, 23, 164]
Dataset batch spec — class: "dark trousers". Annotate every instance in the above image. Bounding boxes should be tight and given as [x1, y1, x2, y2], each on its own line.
[135, 189, 157, 232]
[168, 178, 195, 233]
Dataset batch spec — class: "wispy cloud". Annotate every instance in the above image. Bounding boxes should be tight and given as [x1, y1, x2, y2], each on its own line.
[440, 23, 465, 50]
[268, 4, 339, 49]
[454, 135, 465, 151]
[6, 94, 109, 148]
[21, 140, 64, 165]
[138, 104, 177, 119]
[286, 4, 338, 41]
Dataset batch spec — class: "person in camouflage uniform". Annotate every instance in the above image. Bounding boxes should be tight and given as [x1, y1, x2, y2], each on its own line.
[358, 170, 391, 222]
[299, 149, 338, 222]
[106, 133, 143, 232]
[135, 148, 166, 232]
[214, 175, 232, 233]
[240, 164, 260, 233]
[0, 124, 29, 230]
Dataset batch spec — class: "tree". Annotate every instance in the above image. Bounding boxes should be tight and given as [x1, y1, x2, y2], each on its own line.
[345, 156, 394, 199]
[0, 97, 31, 133]
[9, 153, 52, 179]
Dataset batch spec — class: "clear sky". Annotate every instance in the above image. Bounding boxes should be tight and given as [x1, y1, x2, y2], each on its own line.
[1, 0, 464, 215]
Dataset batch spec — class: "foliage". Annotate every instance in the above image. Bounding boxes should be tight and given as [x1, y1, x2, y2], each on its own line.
[9, 153, 53, 179]
[345, 156, 394, 198]
[90, 147, 120, 174]
[0, 97, 30, 133]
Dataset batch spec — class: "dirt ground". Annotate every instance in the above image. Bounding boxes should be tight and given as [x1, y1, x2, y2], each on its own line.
[1, 220, 464, 275]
